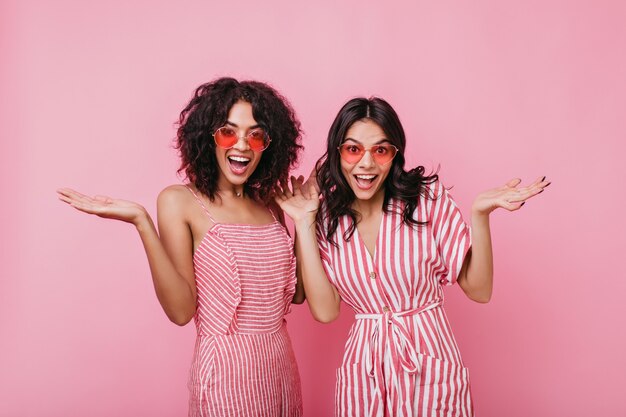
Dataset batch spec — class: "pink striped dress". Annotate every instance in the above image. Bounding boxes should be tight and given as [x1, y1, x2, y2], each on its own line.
[317, 181, 473, 417]
[186, 187, 302, 417]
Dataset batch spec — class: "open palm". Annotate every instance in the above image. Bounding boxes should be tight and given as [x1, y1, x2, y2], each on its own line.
[275, 175, 320, 223]
[57, 188, 147, 225]
[472, 176, 550, 214]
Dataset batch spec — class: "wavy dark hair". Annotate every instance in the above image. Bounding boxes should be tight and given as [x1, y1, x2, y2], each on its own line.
[176, 77, 302, 203]
[316, 97, 439, 243]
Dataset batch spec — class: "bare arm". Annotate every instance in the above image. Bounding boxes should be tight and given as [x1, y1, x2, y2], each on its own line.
[294, 216, 341, 322]
[57, 186, 197, 325]
[457, 177, 550, 303]
[291, 245, 306, 305]
[276, 176, 341, 322]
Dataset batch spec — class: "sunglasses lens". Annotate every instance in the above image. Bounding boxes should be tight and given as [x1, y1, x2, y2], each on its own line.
[214, 127, 269, 151]
[338, 144, 364, 163]
[371, 145, 397, 164]
[338, 144, 397, 164]
[214, 127, 238, 149]
[247, 129, 269, 151]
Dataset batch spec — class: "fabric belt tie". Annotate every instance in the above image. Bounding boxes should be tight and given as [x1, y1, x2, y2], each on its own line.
[354, 299, 442, 417]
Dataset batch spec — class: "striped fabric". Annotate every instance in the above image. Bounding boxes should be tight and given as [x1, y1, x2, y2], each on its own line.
[317, 181, 473, 417]
[186, 186, 302, 417]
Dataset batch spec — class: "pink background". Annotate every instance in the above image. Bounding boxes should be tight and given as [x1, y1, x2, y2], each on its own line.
[2, 0, 625, 416]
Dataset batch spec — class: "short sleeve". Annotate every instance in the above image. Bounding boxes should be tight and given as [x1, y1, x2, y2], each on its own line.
[430, 181, 472, 286]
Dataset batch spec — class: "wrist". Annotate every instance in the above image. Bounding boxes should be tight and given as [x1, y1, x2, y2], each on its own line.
[133, 208, 152, 230]
[294, 215, 317, 233]
[471, 198, 495, 217]
[471, 210, 491, 227]
[471, 207, 491, 217]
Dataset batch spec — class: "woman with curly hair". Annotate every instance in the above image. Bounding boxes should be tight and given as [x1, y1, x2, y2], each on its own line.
[276, 97, 549, 416]
[58, 77, 304, 416]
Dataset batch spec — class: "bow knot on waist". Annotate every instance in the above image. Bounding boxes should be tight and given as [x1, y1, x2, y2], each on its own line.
[354, 299, 442, 416]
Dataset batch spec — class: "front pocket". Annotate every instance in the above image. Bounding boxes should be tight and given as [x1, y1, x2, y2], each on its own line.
[335, 356, 473, 417]
[187, 336, 219, 416]
[418, 353, 473, 415]
[335, 363, 376, 417]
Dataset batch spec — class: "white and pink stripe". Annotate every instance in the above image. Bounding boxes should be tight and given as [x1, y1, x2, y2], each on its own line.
[318, 181, 473, 416]
[186, 186, 302, 417]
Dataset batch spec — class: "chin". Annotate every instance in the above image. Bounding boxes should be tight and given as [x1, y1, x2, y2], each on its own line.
[350, 183, 383, 201]
[353, 191, 377, 201]
[225, 173, 251, 186]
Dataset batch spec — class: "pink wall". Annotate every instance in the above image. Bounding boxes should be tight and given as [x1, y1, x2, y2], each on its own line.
[2, 0, 625, 415]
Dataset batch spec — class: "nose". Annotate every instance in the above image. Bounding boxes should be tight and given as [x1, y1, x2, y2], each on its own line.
[232, 134, 250, 151]
[358, 149, 375, 168]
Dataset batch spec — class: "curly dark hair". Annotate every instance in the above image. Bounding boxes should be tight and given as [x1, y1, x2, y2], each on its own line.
[176, 77, 303, 203]
[316, 97, 439, 244]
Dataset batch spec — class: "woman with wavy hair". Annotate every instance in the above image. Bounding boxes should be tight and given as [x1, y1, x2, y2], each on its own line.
[276, 97, 549, 416]
[58, 77, 304, 416]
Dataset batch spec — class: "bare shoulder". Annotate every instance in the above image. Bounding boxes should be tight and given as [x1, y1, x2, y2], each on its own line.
[157, 184, 193, 218]
[268, 198, 286, 226]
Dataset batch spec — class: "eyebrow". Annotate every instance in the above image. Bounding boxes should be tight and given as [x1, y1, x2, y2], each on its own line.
[225, 121, 261, 130]
[343, 137, 391, 145]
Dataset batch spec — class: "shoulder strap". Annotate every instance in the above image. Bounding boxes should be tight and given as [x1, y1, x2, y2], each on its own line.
[267, 200, 285, 225]
[185, 184, 217, 224]
[268, 207, 278, 222]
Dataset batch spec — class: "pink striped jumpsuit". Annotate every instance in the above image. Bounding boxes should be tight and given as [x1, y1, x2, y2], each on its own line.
[317, 181, 473, 417]
[186, 187, 302, 417]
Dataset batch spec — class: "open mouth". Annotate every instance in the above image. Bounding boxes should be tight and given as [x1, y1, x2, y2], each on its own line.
[354, 174, 378, 190]
[227, 155, 251, 175]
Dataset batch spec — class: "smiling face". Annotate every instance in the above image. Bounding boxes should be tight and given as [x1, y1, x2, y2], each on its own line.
[215, 100, 264, 189]
[339, 119, 394, 202]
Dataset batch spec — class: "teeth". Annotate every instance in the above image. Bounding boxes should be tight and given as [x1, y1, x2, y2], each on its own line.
[356, 175, 376, 180]
[228, 156, 250, 162]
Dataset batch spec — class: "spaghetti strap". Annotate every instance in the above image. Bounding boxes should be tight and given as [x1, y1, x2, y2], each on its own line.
[268, 206, 279, 223]
[185, 184, 218, 224]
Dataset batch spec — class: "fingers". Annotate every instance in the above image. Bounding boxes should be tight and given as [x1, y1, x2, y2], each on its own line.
[57, 188, 89, 202]
[307, 179, 319, 200]
[291, 175, 304, 197]
[57, 188, 127, 219]
[499, 176, 551, 213]
[57, 191, 102, 215]
[57, 188, 97, 209]
[274, 181, 288, 203]
[502, 200, 525, 212]
[508, 176, 551, 203]
[68, 199, 101, 215]
[93, 195, 112, 203]
[506, 176, 550, 190]
[277, 175, 314, 200]
[296, 175, 311, 199]
[280, 177, 292, 199]
[273, 186, 285, 204]
[57, 193, 74, 206]
[530, 176, 545, 187]
[505, 178, 522, 188]
[306, 166, 321, 193]
[524, 176, 550, 192]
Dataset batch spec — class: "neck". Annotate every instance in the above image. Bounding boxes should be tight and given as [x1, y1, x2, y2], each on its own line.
[353, 188, 385, 218]
[221, 187, 245, 198]
[216, 178, 245, 198]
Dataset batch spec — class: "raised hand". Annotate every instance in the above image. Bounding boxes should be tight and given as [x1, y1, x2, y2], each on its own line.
[57, 188, 148, 225]
[302, 165, 320, 194]
[472, 176, 550, 215]
[275, 175, 320, 223]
